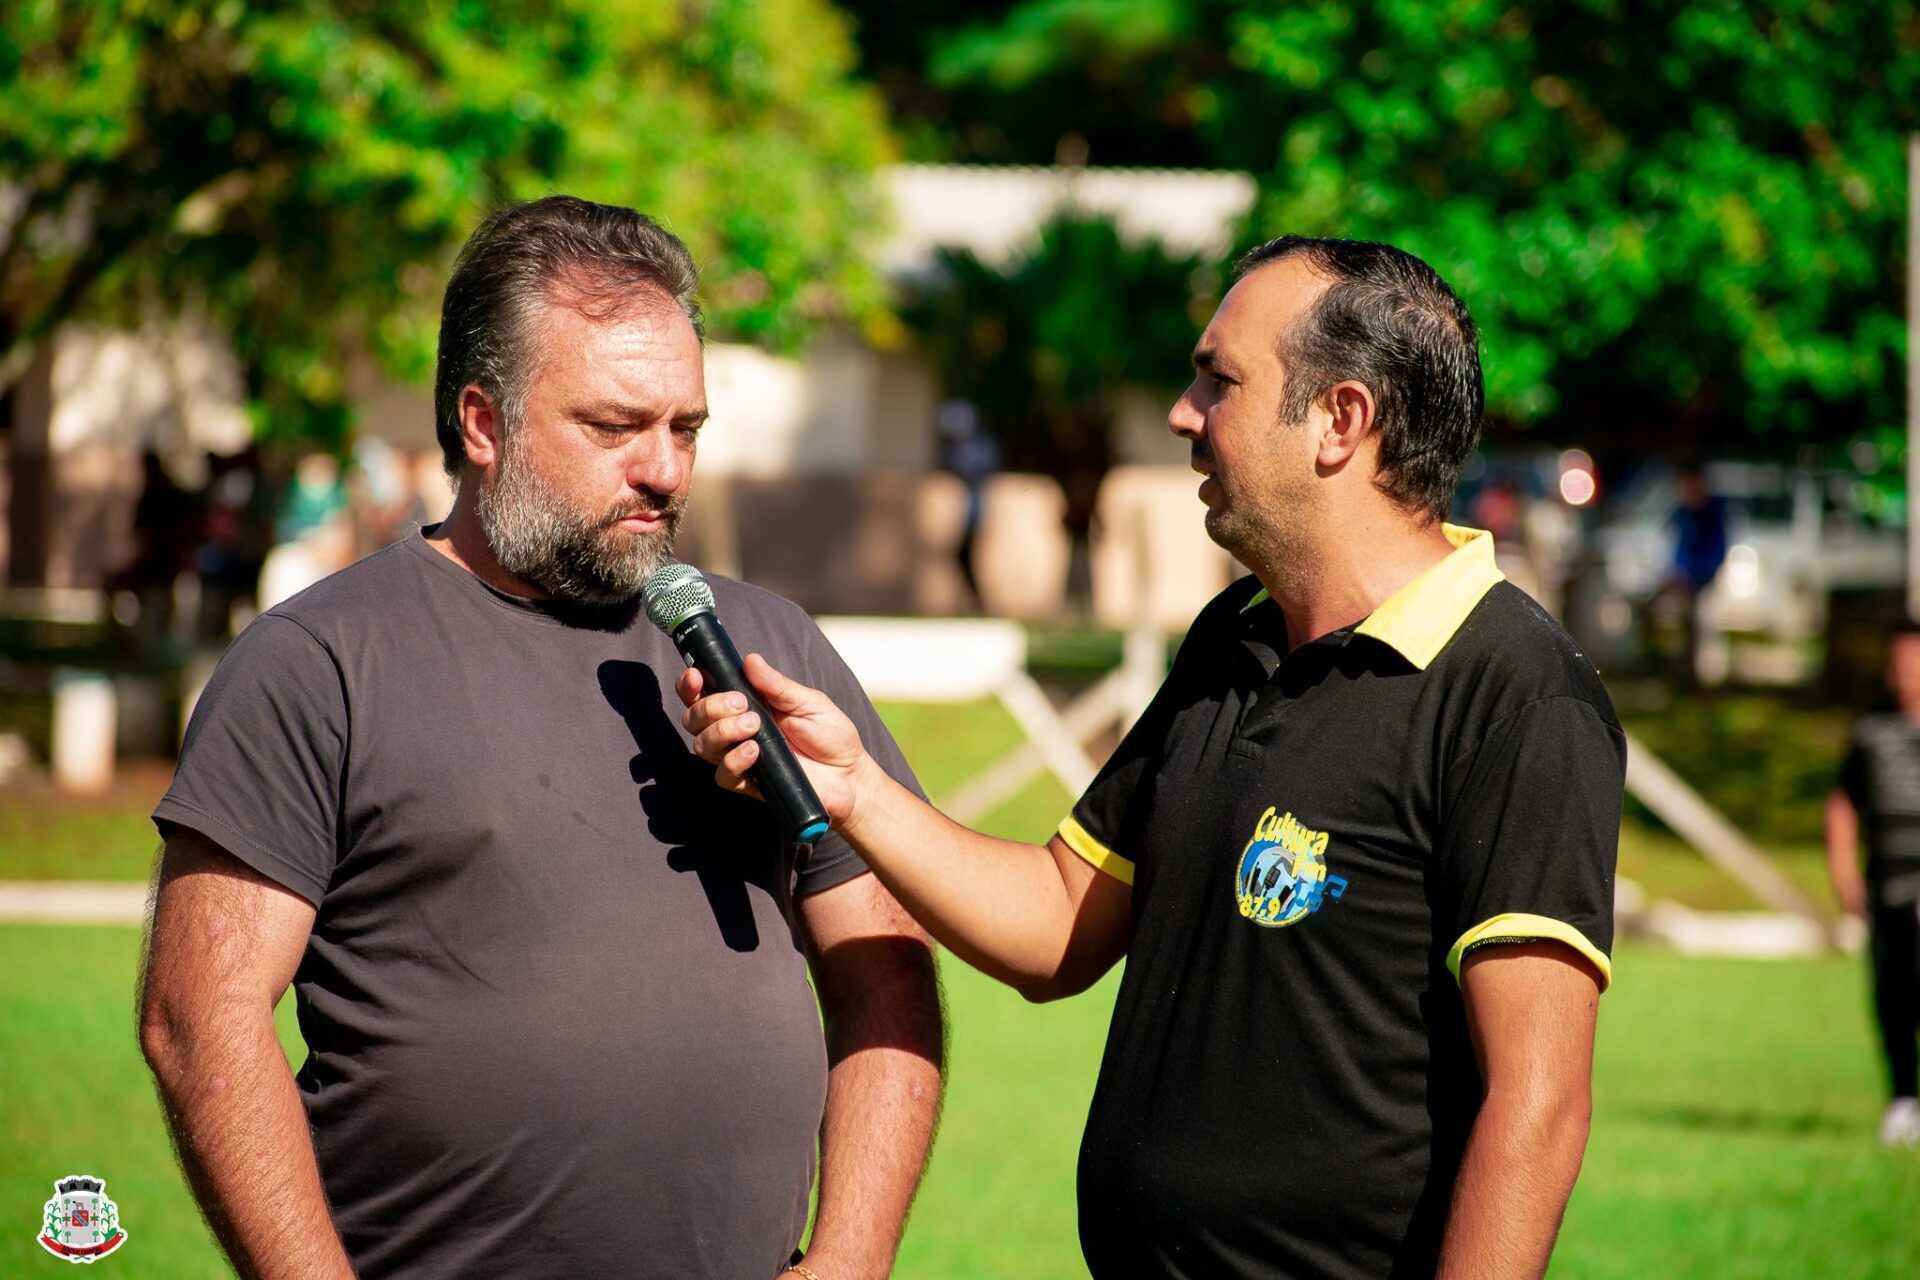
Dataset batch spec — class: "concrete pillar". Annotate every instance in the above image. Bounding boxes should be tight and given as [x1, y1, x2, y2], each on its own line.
[51, 669, 115, 794]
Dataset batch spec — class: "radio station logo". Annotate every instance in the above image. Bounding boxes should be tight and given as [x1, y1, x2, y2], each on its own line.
[1235, 806, 1348, 928]
[38, 1176, 126, 1264]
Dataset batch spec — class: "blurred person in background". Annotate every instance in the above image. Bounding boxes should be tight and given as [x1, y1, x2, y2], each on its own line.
[138, 195, 942, 1280]
[683, 236, 1624, 1280]
[1826, 620, 1920, 1148]
[1467, 475, 1520, 544]
[347, 434, 419, 552]
[257, 451, 354, 609]
[936, 397, 998, 610]
[1665, 460, 1727, 685]
[113, 449, 198, 645]
[193, 445, 274, 641]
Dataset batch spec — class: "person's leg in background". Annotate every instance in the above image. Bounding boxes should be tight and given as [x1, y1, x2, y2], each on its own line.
[1869, 898, 1920, 1146]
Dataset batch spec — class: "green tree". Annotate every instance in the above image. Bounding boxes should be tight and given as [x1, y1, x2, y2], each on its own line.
[904, 213, 1212, 543]
[1, 0, 894, 447]
[859, 0, 1919, 461]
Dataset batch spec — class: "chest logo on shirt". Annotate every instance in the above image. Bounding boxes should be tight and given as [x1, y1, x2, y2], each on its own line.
[1235, 806, 1348, 928]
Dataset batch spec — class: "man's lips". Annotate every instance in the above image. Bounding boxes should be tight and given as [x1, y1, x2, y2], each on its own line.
[606, 498, 676, 530]
[1192, 456, 1217, 501]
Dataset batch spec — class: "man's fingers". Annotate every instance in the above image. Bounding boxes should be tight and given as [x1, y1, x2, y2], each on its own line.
[743, 653, 815, 714]
[674, 666, 705, 707]
[693, 710, 761, 762]
[721, 740, 760, 784]
[713, 740, 763, 799]
[683, 689, 751, 737]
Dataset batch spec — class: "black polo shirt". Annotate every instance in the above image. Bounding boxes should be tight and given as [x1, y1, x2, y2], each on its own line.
[1059, 527, 1622, 1280]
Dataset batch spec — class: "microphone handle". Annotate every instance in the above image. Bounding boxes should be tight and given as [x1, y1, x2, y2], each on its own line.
[671, 614, 832, 845]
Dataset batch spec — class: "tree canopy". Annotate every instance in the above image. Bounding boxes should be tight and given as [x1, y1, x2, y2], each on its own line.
[2, 0, 894, 448]
[904, 213, 1212, 535]
[848, 0, 1919, 461]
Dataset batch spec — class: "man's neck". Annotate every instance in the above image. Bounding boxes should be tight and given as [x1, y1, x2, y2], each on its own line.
[425, 491, 552, 601]
[1258, 512, 1458, 653]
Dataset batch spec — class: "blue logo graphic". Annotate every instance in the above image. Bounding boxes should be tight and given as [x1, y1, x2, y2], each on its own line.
[1234, 807, 1348, 929]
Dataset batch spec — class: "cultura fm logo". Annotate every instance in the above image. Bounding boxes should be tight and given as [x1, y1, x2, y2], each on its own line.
[1235, 806, 1348, 928]
[38, 1176, 126, 1264]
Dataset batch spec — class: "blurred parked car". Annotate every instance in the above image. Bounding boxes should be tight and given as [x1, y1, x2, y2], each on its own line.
[1581, 461, 1903, 653]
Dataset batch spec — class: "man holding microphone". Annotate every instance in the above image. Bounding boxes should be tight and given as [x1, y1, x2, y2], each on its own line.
[684, 237, 1624, 1279]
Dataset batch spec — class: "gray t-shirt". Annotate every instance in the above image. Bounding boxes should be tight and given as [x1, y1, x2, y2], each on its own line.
[155, 529, 920, 1279]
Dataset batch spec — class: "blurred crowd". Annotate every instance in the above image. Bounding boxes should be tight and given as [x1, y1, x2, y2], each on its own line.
[111, 442, 451, 650]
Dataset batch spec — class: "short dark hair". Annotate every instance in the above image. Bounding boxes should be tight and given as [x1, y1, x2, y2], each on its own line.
[1234, 235, 1482, 522]
[433, 195, 703, 478]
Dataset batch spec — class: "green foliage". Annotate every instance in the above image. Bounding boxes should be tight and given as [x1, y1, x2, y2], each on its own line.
[903, 214, 1214, 531]
[0, 0, 895, 449]
[869, 0, 1920, 457]
[1618, 689, 1852, 847]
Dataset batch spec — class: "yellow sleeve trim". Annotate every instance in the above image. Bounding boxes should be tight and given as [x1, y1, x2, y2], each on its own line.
[1447, 912, 1611, 991]
[1057, 815, 1135, 886]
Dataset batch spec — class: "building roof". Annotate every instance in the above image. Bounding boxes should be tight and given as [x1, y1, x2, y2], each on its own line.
[878, 163, 1256, 277]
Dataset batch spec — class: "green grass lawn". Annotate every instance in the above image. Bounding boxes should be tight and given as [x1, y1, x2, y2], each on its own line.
[0, 796, 162, 881]
[1615, 825, 1834, 914]
[2, 695, 1903, 1276]
[2, 929, 1916, 1278]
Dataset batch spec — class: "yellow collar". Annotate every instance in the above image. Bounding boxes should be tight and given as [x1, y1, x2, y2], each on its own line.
[1240, 525, 1505, 670]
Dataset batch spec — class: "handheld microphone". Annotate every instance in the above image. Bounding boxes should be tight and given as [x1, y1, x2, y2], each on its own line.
[642, 563, 832, 846]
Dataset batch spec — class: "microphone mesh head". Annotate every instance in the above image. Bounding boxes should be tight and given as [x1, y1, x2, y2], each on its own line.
[641, 562, 715, 633]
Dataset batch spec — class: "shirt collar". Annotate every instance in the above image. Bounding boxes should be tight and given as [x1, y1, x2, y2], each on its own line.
[1238, 524, 1505, 671]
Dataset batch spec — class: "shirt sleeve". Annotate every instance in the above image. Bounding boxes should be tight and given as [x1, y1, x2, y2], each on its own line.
[1838, 726, 1866, 807]
[1056, 618, 1221, 886]
[789, 626, 927, 898]
[152, 614, 348, 906]
[1055, 690, 1178, 888]
[1437, 694, 1624, 991]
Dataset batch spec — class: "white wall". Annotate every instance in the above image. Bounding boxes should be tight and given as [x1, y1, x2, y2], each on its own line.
[49, 321, 252, 468]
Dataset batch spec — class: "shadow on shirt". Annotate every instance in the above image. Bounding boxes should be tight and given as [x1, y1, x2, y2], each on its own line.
[597, 658, 791, 954]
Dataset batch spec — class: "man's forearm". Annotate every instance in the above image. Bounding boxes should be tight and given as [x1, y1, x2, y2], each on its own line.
[143, 1007, 353, 1280]
[800, 944, 945, 1280]
[1435, 1090, 1590, 1280]
[1825, 790, 1865, 915]
[683, 658, 1126, 997]
[838, 757, 1091, 991]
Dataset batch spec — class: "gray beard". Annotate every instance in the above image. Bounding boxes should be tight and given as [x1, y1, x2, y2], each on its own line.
[475, 436, 683, 606]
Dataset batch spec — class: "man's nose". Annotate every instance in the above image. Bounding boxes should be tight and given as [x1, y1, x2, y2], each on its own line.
[624, 427, 691, 495]
[1168, 384, 1205, 438]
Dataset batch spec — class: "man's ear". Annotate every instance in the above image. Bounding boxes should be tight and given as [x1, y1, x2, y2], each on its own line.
[1315, 380, 1376, 470]
[458, 384, 503, 470]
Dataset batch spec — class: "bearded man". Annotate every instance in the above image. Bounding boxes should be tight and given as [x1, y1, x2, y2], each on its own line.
[138, 197, 944, 1280]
